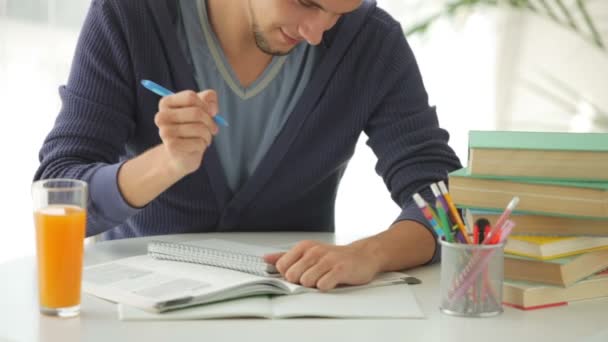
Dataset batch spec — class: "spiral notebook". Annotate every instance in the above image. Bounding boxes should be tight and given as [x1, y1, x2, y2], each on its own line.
[147, 239, 286, 276]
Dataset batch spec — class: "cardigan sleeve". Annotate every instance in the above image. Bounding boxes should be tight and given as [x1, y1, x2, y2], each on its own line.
[364, 24, 463, 264]
[34, 0, 142, 237]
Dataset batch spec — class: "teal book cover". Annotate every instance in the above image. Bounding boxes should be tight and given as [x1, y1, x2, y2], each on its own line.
[468, 131, 608, 152]
[450, 168, 608, 190]
[449, 168, 608, 219]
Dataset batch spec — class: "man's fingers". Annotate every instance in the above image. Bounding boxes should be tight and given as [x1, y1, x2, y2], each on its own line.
[283, 253, 321, 284]
[263, 253, 284, 265]
[197, 90, 219, 115]
[158, 90, 203, 111]
[158, 123, 212, 139]
[275, 240, 320, 274]
[158, 90, 218, 120]
[275, 249, 304, 275]
[316, 269, 342, 292]
[155, 108, 219, 135]
[155, 107, 207, 124]
[299, 260, 333, 288]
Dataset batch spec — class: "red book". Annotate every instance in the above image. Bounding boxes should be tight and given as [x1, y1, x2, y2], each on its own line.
[503, 301, 567, 311]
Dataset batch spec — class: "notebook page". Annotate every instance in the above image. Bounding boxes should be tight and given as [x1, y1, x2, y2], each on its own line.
[83, 255, 285, 312]
[181, 239, 286, 256]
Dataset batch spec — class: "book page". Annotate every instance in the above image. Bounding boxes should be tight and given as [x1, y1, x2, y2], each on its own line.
[118, 283, 425, 320]
[83, 255, 289, 312]
[118, 296, 273, 321]
[270, 283, 425, 319]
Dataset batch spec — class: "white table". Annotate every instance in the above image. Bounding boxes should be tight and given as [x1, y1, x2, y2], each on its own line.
[1, 232, 607, 342]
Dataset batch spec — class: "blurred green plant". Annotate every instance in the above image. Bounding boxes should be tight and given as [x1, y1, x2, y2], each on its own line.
[405, 0, 605, 51]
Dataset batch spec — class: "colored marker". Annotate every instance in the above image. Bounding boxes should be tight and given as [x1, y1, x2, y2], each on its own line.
[475, 218, 491, 244]
[430, 183, 450, 215]
[412, 193, 444, 239]
[438, 181, 472, 244]
[484, 197, 519, 245]
[436, 200, 454, 242]
[498, 220, 515, 243]
[140, 79, 229, 127]
[473, 224, 479, 245]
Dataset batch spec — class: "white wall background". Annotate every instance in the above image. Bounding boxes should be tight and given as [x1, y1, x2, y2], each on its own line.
[5, 0, 603, 263]
[496, 5, 608, 132]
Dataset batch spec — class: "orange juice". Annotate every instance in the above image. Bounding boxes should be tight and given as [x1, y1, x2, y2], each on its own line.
[34, 205, 86, 309]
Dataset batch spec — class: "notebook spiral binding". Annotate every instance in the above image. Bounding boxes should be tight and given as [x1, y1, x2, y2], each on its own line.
[148, 241, 277, 277]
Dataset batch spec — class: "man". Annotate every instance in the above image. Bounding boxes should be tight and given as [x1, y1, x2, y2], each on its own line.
[35, 0, 462, 291]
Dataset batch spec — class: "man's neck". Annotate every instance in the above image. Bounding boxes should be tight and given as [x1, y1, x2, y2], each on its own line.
[205, 0, 274, 87]
[206, 0, 264, 59]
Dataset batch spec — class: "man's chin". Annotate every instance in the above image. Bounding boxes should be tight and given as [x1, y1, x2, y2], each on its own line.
[253, 30, 300, 56]
[258, 44, 297, 57]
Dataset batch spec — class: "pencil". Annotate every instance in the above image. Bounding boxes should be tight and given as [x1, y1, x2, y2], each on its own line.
[438, 181, 472, 244]
[484, 197, 519, 245]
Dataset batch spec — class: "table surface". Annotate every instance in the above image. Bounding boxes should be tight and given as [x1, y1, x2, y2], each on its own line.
[1, 232, 607, 342]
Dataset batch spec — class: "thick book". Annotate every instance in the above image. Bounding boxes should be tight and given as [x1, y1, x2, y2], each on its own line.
[83, 254, 411, 313]
[467, 210, 608, 236]
[503, 270, 608, 310]
[504, 249, 608, 287]
[117, 284, 424, 320]
[147, 239, 285, 277]
[505, 235, 608, 260]
[467, 130, 608, 181]
[449, 168, 608, 219]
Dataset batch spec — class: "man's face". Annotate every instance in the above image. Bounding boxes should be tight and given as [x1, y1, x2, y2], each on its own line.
[248, 0, 362, 56]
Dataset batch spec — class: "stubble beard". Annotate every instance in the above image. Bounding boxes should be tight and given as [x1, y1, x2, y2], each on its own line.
[249, 1, 294, 56]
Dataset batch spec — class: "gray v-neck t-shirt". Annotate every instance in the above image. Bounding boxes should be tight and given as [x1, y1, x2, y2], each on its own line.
[177, 0, 323, 192]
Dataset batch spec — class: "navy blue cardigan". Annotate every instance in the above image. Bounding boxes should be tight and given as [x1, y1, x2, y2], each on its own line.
[35, 0, 461, 263]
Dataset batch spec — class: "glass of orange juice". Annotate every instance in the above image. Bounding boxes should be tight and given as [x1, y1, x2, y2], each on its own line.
[32, 179, 87, 318]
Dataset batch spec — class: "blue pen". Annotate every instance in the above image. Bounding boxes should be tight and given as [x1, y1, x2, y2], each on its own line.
[140, 79, 229, 127]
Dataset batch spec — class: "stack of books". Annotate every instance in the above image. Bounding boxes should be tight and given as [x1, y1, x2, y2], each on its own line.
[449, 130, 608, 310]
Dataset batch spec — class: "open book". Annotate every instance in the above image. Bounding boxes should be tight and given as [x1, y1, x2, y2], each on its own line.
[83, 254, 415, 314]
[118, 283, 424, 320]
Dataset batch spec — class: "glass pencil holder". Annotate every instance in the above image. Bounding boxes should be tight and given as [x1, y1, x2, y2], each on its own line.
[439, 238, 505, 317]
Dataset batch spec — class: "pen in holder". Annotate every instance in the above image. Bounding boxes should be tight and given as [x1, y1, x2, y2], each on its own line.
[414, 186, 518, 317]
[439, 238, 505, 317]
[440, 218, 514, 317]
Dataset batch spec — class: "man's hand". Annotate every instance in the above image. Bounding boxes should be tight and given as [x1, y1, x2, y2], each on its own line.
[117, 89, 221, 208]
[155, 90, 220, 177]
[263, 240, 383, 291]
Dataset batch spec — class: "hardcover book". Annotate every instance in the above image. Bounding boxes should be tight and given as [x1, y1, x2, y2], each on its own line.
[468, 130, 608, 181]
